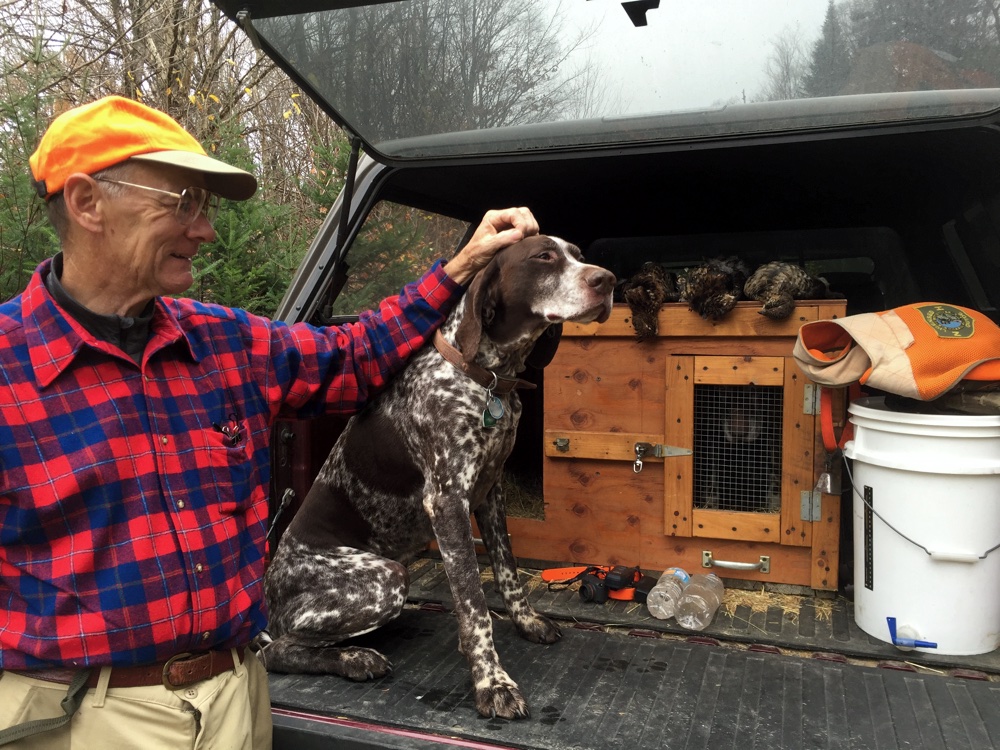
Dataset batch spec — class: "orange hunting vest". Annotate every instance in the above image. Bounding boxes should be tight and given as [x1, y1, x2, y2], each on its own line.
[793, 303, 1000, 400]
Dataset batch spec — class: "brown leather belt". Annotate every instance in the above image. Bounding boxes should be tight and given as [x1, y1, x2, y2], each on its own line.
[10, 648, 244, 691]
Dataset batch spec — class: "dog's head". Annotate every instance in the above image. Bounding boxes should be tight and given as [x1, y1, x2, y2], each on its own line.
[455, 235, 616, 366]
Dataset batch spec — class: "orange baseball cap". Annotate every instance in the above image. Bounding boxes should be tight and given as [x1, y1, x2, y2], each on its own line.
[29, 96, 257, 201]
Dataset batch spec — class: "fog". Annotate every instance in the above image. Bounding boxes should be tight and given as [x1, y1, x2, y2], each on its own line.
[564, 0, 830, 112]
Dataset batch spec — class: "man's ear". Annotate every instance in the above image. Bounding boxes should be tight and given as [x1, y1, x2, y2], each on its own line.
[61, 174, 104, 234]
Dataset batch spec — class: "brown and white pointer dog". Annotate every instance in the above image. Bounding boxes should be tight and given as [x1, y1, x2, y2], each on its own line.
[261, 235, 615, 719]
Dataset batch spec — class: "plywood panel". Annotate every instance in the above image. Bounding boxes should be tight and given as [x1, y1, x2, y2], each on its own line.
[543, 458, 661, 532]
[535, 457, 659, 565]
[545, 338, 665, 434]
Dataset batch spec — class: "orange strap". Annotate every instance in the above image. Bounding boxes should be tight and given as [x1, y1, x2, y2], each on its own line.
[820, 383, 861, 453]
[540, 566, 590, 583]
[540, 565, 639, 600]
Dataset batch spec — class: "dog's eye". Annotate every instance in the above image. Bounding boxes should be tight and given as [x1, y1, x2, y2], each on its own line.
[533, 251, 555, 261]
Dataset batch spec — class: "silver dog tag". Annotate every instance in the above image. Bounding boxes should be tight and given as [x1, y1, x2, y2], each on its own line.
[487, 396, 505, 420]
[483, 397, 504, 428]
[482, 376, 504, 428]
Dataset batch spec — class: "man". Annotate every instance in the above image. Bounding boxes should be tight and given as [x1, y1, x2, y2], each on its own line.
[0, 95, 537, 749]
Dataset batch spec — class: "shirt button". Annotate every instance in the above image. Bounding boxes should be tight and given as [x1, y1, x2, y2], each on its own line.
[195, 564, 204, 573]
[177, 500, 185, 509]
[161, 436, 169, 445]
[202, 632, 210, 641]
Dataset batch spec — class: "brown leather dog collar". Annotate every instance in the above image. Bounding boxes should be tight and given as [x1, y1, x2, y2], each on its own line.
[433, 330, 536, 395]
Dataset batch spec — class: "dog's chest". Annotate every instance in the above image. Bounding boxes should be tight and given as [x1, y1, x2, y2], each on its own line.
[332, 347, 522, 554]
[389, 348, 523, 446]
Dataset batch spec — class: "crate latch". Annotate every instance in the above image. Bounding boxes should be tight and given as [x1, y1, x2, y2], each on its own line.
[633, 441, 692, 473]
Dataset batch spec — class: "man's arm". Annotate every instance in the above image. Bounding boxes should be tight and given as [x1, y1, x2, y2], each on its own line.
[443, 207, 539, 285]
[268, 207, 540, 417]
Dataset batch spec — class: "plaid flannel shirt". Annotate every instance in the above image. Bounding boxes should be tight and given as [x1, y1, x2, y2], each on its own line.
[0, 257, 461, 669]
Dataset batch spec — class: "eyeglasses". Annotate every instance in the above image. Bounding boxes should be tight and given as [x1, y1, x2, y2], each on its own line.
[95, 178, 220, 226]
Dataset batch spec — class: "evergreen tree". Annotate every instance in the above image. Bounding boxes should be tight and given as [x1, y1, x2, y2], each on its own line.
[0, 34, 67, 301]
[846, 0, 981, 59]
[803, 0, 852, 97]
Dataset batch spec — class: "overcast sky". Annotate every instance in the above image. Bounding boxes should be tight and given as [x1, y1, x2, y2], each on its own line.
[562, 0, 831, 113]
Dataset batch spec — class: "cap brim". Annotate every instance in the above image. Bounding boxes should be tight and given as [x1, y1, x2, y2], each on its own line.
[130, 150, 257, 201]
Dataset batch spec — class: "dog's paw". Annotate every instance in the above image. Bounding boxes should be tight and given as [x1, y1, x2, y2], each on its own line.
[329, 646, 393, 682]
[515, 613, 562, 645]
[475, 678, 530, 720]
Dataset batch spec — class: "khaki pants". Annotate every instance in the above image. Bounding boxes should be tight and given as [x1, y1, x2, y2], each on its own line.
[0, 650, 272, 749]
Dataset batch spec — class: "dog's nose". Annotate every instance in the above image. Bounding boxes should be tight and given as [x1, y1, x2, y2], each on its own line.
[587, 268, 617, 293]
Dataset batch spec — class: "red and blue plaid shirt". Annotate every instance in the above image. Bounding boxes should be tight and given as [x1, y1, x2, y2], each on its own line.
[0, 257, 461, 669]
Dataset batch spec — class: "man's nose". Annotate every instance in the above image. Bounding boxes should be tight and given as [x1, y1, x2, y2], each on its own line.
[188, 213, 217, 242]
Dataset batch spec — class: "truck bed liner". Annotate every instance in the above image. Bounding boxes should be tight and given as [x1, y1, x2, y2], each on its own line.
[268, 558, 1000, 749]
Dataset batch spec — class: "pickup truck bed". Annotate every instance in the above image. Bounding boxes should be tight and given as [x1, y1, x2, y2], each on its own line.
[268, 557, 1000, 749]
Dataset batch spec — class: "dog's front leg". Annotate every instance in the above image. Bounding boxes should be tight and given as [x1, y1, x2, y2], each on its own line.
[474, 482, 561, 645]
[425, 491, 529, 720]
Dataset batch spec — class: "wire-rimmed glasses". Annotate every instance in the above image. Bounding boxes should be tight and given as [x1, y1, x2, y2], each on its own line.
[96, 178, 220, 225]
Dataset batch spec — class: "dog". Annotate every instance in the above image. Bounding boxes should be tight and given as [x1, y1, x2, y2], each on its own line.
[261, 235, 616, 719]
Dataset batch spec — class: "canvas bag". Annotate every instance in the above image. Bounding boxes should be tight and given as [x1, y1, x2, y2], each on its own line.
[793, 302, 1000, 400]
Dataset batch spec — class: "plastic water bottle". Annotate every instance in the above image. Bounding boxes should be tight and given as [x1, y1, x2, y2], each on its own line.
[646, 567, 690, 620]
[675, 573, 725, 631]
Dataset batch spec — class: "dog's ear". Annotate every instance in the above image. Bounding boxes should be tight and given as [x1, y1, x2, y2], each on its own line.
[455, 259, 500, 364]
[525, 323, 563, 369]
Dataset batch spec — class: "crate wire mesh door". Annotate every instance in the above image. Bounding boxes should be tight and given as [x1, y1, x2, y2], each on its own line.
[693, 384, 783, 513]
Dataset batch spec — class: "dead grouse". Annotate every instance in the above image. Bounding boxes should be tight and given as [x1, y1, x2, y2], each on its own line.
[677, 256, 750, 321]
[621, 262, 679, 340]
[744, 261, 841, 320]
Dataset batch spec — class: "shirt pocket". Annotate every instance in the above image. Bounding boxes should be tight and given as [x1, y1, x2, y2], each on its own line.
[198, 426, 254, 515]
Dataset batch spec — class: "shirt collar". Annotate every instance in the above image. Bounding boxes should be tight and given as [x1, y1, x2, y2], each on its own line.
[44, 253, 155, 364]
[23, 257, 202, 388]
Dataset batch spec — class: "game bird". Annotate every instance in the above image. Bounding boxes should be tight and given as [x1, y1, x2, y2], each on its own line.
[744, 261, 841, 320]
[677, 256, 750, 321]
[621, 262, 678, 340]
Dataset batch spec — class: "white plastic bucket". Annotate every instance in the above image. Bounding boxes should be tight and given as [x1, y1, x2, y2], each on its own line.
[844, 396, 1000, 656]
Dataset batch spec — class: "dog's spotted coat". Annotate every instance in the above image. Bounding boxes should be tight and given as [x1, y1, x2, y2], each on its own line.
[263, 236, 615, 719]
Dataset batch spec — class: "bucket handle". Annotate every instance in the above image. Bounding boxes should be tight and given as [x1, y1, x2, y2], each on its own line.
[927, 551, 982, 564]
[843, 456, 1000, 562]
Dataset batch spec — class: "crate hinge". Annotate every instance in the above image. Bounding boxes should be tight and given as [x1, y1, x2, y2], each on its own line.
[801, 490, 822, 522]
[803, 383, 820, 415]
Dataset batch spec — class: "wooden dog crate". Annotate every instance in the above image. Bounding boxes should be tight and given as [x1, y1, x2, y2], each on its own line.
[502, 299, 848, 591]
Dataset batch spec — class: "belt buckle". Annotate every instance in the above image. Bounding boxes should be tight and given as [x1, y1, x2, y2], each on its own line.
[161, 652, 194, 691]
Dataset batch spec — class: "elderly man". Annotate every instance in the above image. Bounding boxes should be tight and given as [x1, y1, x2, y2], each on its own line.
[0, 95, 537, 749]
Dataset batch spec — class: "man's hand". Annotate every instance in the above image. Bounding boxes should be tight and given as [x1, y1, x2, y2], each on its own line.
[444, 207, 539, 285]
